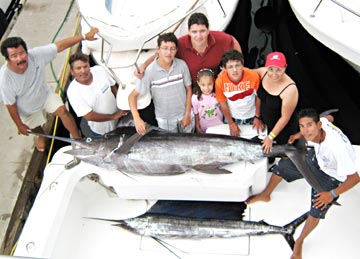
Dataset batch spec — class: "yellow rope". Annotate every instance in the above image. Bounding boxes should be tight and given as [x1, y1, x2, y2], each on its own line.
[46, 13, 82, 165]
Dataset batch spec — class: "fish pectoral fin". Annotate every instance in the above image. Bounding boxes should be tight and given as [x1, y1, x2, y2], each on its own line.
[192, 164, 232, 174]
[114, 125, 157, 154]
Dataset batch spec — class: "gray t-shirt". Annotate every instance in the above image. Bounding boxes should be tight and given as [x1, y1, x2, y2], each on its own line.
[135, 58, 191, 119]
[0, 43, 57, 116]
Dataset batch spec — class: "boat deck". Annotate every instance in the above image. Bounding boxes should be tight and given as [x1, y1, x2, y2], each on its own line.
[12, 146, 360, 258]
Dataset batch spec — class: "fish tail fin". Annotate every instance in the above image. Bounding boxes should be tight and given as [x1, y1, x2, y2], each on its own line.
[281, 233, 295, 250]
[282, 212, 309, 250]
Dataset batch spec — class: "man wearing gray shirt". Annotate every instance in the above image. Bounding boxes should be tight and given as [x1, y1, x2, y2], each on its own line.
[0, 27, 98, 152]
[129, 32, 192, 135]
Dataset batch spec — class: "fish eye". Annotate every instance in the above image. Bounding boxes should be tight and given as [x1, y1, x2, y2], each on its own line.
[85, 137, 93, 143]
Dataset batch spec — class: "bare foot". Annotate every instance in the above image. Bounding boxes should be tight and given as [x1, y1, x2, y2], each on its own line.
[245, 192, 271, 204]
[36, 136, 46, 152]
[290, 240, 303, 259]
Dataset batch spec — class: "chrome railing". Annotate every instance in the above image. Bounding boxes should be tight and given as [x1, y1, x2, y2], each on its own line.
[331, 0, 360, 18]
[311, 0, 360, 18]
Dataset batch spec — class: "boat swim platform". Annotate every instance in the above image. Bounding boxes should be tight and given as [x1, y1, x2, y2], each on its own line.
[0, 0, 81, 254]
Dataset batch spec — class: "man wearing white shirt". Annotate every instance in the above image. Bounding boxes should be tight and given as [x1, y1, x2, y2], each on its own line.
[67, 53, 127, 136]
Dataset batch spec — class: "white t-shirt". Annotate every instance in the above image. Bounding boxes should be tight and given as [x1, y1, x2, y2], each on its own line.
[67, 66, 117, 134]
[308, 117, 357, 182]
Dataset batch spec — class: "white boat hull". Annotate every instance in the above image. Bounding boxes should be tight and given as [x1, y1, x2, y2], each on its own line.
[289, 0, 360, 73]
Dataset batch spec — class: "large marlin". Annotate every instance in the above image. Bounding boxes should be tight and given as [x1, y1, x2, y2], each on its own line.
[29, 126, 334, 199]
[30, 126, 302, 175]
[97, 212, 309, 250]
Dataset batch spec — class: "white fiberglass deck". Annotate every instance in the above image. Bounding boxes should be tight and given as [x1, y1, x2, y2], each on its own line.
[12, 124, 360, 258]
[13, 150, 360, 259]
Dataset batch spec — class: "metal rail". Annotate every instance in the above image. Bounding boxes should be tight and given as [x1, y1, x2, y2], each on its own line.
[331, 0, 360, 18]
[311, 0, 360, 18]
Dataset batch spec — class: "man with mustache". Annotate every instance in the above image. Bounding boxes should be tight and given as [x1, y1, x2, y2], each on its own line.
[0, 27, 98, 152]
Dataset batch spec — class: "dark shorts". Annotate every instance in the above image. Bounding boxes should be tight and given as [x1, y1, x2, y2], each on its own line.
[271, 148, 341, 219]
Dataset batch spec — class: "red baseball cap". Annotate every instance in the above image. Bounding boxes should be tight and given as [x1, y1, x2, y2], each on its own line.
[265, 52, 287, 68]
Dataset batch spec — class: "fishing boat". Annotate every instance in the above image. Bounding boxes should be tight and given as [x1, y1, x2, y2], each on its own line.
[11, 121, 360, 258]
[76, 0, 240, 110]
[288, 0, 360, 72]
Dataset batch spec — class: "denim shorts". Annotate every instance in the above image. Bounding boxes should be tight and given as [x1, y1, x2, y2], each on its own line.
[271, 148, 341, 219]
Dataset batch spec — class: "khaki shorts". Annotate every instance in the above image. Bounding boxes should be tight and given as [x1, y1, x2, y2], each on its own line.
[21, 92, 64, 129]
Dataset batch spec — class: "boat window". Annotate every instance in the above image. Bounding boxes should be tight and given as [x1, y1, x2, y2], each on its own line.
[105, 0, 112, 14]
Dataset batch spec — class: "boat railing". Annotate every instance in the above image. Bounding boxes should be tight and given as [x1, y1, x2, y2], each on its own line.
[331, 0, 360, 18]
[312, 0, 360, 18]
[79, 0, 227, 87]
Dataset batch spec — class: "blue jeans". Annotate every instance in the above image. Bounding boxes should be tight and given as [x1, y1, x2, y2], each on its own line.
[271, 148, 341, 219]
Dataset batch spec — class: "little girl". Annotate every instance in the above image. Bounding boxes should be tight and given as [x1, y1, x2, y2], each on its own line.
[191, 68, 224, 133]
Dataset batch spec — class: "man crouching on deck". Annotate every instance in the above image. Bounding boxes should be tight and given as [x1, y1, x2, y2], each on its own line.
[246, 108, 359, 259]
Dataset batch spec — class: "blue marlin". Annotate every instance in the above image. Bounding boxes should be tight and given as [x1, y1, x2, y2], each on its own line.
[28, 126, 331, 198]
[29, 127, 299, 174]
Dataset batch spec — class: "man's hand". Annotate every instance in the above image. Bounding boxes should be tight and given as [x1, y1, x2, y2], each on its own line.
[113, 110, 128, 120]
[134, 64, 145, 79]
[229, 122, 240, 136]
[134, 116, 147, 135]
[181, 114, 191, 128]
[253, 117, 265, 133]
[17, 123, 29, 136]
[313, 192, 334, 210]
[288, 132, 302, 144]
[83, 27, 99, 41]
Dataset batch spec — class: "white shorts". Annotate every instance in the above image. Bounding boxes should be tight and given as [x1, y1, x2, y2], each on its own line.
[21, 92, 64, 129]
[156, 117, 194, 133]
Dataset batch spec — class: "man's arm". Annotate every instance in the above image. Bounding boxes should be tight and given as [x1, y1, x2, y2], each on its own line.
[83, 110, 127, 122]
[181, 85, 192, 128]
[55, 27, 98, 53]
[333, 173, 360, 196]
[128, 89, 147, 135]
[6, 103, 29, 135]
[219, 101, 239, 136]
[134, 54, 157, 79]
